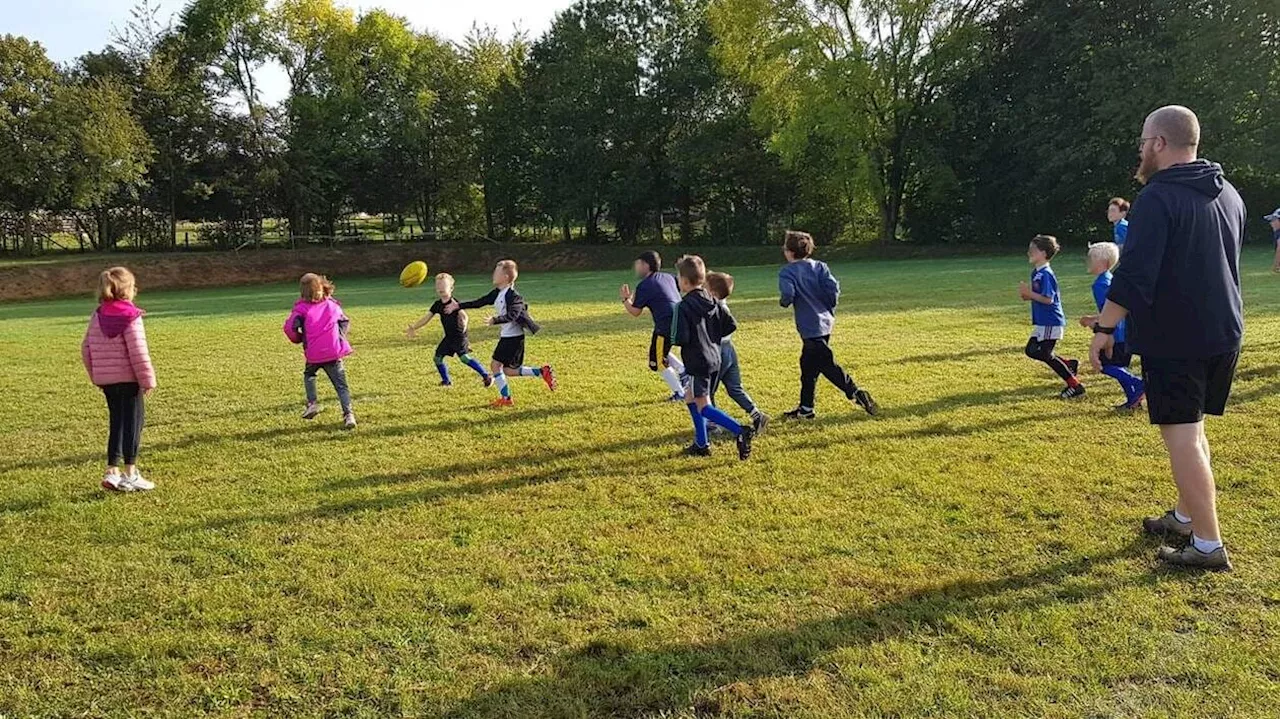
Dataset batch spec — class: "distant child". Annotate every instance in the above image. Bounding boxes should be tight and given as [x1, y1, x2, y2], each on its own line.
[671, 255, 754, 459]
[1078, 242, 1144, 409]
[705, 271, 768, 434]
[449, 260, 557, 407]
[1019, 235, 1085, 399]
[620, 250, 686, 401]
[1266, 207, 1280, 273]
[1108, 198, 1130, 248]
[81, 266, 157, 492]
[778, 230, 878, 420]
[406, 273, 493, 388]
[283, 273, 356, 428]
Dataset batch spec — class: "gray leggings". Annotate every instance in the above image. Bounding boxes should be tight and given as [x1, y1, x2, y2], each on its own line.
[304, 360, 352, 413]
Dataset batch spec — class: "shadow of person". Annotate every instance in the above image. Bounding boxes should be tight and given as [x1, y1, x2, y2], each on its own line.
[444, 538, 1150, 718]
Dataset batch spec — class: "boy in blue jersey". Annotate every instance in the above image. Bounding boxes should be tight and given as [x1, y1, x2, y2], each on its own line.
[1108, 198, 1130, 248]
[778, 231, 878, 420]
[1078, 243, 1144, 409]
[621, 251, 686, 400]
[1266, 207, 1280, 273]
[1019, 234, 1085, 398]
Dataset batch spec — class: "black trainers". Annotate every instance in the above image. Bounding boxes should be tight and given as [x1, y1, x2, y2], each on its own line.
[1066, 358, 1080, 376]
[854, 390, 879, 416]
[783, 407, 816, 420]
[682, 443, 711, 457]
[1142, 510, 1192, 539]
[751, 412, 770, 435]
[1060, 385, 1086, 399]
[1156, 543, 1232, 571]
[735, 426, 755, 461]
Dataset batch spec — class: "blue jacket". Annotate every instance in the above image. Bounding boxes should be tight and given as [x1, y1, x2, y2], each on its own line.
[1108, 160, 1244, 359]
[779, 259, 839, 339]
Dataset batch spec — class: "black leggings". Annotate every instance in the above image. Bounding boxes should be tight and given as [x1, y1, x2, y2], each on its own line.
[1024, 337, 1074, 382]
[103, 383, 145, 466]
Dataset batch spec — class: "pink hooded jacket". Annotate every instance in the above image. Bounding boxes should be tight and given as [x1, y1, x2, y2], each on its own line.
[81, 300, 158, 389]
[283, 297, 352, 365]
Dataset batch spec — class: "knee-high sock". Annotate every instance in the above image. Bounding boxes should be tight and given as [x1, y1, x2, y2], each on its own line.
[460, 354, 488, 379]
[660, 366, 684, 395]
[494, 372, 511, 398]
[518, 366, 543, 377]
[665, 352, 685, 374]
[701, 405, 743, 436]
[434, 355, 451, 384]
[1103, 365, 1143, 399]
[687, 403, 708, 447]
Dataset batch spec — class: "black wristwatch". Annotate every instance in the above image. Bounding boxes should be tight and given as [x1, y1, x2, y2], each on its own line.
[1091, 322, 1116, 335]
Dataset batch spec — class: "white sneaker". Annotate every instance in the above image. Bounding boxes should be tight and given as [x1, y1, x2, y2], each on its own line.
[302, 402, 322, 420]
[101, 472, 124, 491]
[343, 412, 357, 429]
[119, 471, 155, 492]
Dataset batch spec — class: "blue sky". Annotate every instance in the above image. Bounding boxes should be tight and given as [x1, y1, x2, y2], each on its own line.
[6, 0, 573, 103]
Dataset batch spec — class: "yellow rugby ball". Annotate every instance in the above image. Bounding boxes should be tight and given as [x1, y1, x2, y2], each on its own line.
[399, 260, 429, 288]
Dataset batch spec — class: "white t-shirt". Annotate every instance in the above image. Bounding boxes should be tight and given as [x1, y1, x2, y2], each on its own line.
[495, 287, 523, 338]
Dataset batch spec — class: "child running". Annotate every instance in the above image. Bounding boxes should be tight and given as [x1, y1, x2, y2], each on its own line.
[283, 273, 356, 428]
[449, 260, 557, 407]
[706, 271, 768, 434]
[621, 251, 686, 401]
[1020, 234, 1085, 399]
[671, 255, 755, 460]
[778, 231, 878, 420]
[81, 267, 157, 492]
[1079, 242, 1144, 410]
[406, 273, 493, 388]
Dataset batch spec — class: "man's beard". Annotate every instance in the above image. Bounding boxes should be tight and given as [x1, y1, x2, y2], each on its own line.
[1135, 149, 1158, 185]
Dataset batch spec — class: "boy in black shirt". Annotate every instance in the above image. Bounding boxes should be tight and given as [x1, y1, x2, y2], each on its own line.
[406, 273, 493, 387]
[671, 255, 755, 460]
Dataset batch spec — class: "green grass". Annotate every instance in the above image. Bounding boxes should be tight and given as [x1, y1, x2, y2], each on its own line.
[2, 251, 1279, 718]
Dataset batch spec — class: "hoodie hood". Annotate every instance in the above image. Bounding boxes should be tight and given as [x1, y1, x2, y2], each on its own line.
[96, 299, 143, 338]
[1149, 159, 1224, 199]
[682, 287, 718, 319]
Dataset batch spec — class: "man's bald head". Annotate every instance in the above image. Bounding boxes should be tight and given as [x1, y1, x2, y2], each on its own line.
[1145, 105, 1200, 148]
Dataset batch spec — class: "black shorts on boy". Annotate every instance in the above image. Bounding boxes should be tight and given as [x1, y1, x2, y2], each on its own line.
[493, 336, 526, 369]
[435, 336, 471, 359]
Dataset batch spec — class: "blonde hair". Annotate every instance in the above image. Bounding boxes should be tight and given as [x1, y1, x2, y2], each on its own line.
[435, 272, 455, 290]
[706, 271, 734, 300]
[496, 260, 519, 284]
[300, 273, 335, 302]
[98, 266, 137, 303]
[676, 255, 707, 286]
[1087, 242, 1121, 270]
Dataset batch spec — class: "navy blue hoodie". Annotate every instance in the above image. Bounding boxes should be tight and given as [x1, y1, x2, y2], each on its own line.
[1107, 160, 1245, 359]
[670, 287, 736, 378]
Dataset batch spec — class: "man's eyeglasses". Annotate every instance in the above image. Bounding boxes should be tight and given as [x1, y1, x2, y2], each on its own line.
[1137, 136, 1162, 149]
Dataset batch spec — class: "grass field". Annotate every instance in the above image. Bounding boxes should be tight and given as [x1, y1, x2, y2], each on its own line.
[2, 250, 1279, 718]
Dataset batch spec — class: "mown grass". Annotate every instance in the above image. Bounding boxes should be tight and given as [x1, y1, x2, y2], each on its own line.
[1, 250, 1279, 718]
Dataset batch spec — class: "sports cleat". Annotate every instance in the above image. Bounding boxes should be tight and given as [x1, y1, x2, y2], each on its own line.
[302, 402, 322, 420]
[854, 390, 879, 416]
[735, 426, 755, 461]
[342, 412, 357, 429]
[666, 392, 686, 403]
[1118, 393, 1145, 411]
[491, 397, 515, 408]
[1060, 385, 1086, 400]
[101, 472, 123, 492]
[783, 407, 816, 420]
[541, 365, 557, 391]
[1066, 358, 1080, 376]
[439, 381, 453, 388]
[682, 443, 711, 457]
[118, 471, 155, 492]
[1142, 510, 1193, 539]
[483, 375, 494, 388]
[752, 412, 770, 435]
[1156, 543, 1232, 571]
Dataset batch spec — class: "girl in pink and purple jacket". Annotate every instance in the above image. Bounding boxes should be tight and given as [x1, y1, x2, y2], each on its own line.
[81, 267, 157, 492]
[283, 273, 356, 428]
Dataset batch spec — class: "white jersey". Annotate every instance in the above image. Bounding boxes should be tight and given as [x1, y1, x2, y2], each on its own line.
[495, 287, 523, 338]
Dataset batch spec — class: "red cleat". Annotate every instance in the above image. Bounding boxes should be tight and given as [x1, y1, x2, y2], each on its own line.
[541, 365, 557, 391]
[491, 397, 514, 408]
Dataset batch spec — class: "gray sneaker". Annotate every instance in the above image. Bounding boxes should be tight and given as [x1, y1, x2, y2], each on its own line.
[1142, 511, 1192, 539]
[1156, 543, 1232, 571]
[343, 412, 357, 429]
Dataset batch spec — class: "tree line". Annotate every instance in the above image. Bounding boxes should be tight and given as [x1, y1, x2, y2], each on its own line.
[1, 0, 1276, 254]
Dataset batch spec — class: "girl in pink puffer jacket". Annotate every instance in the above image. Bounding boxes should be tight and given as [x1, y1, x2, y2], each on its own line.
[283, 273, 356, 428]
[81, 267, 157, 492]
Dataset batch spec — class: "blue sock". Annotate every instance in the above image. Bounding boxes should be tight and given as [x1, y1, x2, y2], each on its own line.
[434, 356, 451, 384]
[687, 403, 708, 447]
[461, 354, 488, 379]
[701, 405, 743, 436]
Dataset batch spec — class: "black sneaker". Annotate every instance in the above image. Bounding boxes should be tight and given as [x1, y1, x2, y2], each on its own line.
[439, 381, 453, 388]
[1059, 385, 1086, 399]
[783, 407, 816, 420]
[751, 412, 770, 435]
[735, 427, 755, 461]
[854, 390, 879, 416]
[1066, 358, 1080, 376]
[682, 443, 711, 457]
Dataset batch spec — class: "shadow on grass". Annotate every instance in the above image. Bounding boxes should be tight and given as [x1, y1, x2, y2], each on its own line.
[886, 345, 1022, 366]
[443, 539, 1151, 718]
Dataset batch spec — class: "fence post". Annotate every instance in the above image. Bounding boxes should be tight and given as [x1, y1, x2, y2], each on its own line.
[184, 232, 189, 249]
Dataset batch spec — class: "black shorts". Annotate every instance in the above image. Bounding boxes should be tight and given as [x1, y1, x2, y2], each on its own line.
[1101, 341, 1133, 368]
[682, 373, 716, 399]
[434, 337, 471, 359]
[493, 335, 526, 369]
[1142, 351, 1239, 425]
[648, 332, 673, 371]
